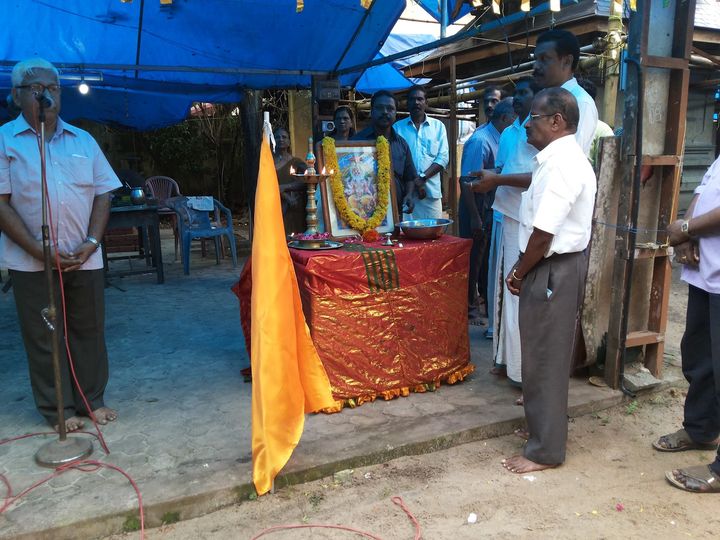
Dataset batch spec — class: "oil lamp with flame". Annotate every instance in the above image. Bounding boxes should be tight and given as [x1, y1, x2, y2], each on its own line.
[292, 137, 332, 235]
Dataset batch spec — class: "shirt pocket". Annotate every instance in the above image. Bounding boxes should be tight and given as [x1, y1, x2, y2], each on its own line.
[422, 138, 439, 157]
[519, 190, 533, 228]
[56, 153, 94, 188]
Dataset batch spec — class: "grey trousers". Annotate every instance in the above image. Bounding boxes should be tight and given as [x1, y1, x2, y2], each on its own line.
[10, 269, 109, 424]
[519, 251, 586, 465]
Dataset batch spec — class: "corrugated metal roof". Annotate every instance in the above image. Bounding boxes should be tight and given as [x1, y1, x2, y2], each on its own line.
[695, 0, 720, 30]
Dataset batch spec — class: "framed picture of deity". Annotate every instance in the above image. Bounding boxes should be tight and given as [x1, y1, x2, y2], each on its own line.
[319, 138, 398, 239]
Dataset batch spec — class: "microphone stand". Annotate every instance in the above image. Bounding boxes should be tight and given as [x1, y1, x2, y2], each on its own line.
[33, 94, 93, 467]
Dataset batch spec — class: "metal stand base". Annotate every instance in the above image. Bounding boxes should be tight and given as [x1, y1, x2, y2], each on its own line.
[35, 437, 93, 468]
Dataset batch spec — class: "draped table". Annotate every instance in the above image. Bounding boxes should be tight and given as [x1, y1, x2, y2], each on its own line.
[233, 235, 474, 411]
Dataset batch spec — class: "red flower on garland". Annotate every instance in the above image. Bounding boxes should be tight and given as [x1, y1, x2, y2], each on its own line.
[362, 229, 380, 243]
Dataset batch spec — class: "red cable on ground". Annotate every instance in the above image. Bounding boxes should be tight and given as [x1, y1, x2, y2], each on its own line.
[249, 496, 422, 540]
[391, 496, 422, 540]
[0, 459, 144, 539]
[0, 433, 144, 535]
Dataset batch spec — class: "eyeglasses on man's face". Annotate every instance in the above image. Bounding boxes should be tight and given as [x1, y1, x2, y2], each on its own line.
[16, 83, 62, 94]
[528, 113, 557, 121]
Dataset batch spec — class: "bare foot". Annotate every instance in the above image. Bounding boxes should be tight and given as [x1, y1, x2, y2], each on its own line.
[514, 428, 530, 441]
[502, 455, 558, 474]
[53, 416, 85, 433]
[91, 407, 118, 425]
[515, 394, 524, 406]
[489, 365, 506, 377]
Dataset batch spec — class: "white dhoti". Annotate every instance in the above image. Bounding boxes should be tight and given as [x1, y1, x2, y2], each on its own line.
[492, 214, 523, 385]
[486, 210, 503, 338]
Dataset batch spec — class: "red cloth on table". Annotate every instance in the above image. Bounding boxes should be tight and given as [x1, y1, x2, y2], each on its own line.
[233, 235, 473, 405]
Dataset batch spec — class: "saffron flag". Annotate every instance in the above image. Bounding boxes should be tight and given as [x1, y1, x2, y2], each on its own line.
[250, 136, 335, 496]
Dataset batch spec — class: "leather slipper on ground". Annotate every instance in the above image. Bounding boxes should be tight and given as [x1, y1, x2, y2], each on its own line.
[665, 465, 720, 493]
[653, 429, 720, 452]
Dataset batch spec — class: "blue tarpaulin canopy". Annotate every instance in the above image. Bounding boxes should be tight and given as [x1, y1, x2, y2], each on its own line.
[355, 33, 434, 94]
[0, 0, 410, 129]
[415, 0, 472, 24]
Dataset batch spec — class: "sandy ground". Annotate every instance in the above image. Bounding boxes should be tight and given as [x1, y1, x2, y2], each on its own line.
[106, 388, 719, 540]
[105, 271, 720, 540]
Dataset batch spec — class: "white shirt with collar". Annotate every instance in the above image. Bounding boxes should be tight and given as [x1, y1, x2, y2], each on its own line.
[518, 135, 596, 256]
[393, 115, 449, 200]
[0, 115, 121, 271]
[562, 77, 598, 157]
[492, 115, 538, 220]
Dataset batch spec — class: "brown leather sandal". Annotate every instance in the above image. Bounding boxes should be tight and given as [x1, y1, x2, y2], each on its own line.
[665, 465, 720, 493]
[653, 429, 720, 453]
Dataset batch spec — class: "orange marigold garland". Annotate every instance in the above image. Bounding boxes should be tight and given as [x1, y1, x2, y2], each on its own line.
[322, 136, 390, 235]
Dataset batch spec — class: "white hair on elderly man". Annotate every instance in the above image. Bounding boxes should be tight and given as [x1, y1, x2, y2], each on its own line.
[11, 58, 60, 88]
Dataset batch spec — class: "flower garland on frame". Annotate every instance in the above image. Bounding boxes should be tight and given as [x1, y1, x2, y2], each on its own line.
[321, 136, 391, 236]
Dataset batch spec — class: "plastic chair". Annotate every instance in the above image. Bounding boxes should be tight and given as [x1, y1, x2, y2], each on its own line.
[168, 197, 237, 275]
[145, 176, 181, 261]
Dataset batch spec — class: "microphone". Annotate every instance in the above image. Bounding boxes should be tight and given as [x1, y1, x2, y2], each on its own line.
[33, 90, 54, 109]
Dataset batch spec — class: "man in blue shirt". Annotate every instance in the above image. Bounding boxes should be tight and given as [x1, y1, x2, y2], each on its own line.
[394, 86, 449, 220]
[459, 98, 515, 323]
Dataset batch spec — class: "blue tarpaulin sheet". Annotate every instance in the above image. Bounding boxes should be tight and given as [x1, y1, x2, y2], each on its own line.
[414, 0, 472, 24]
[356, 33, 434, 94]
[0, 0, 413, 129]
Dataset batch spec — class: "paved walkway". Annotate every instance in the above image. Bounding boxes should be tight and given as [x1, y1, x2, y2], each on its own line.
[0, 233, 636, 539]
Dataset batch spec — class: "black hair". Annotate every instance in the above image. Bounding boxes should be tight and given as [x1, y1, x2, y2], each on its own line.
[491, 97, 515, 120]
[484, 85, 507, 100]
[576, 78, 597, 100]
[273, 127, 291, 152]
[514, 76, 541, 94]
[407, 85, 426, 100]
[331, 105, 356, 137]
[536, 29, 581, 70]
[536, 87, 579, 131]
[370, 90, 397, 109]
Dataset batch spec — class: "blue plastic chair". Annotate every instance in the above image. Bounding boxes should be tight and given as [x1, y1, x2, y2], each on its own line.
[169, 197, 237, 275]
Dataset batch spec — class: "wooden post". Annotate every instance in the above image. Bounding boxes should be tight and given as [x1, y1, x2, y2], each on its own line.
[602, 9, 623, 126]
[240, 89, 262, 241]
[448, 55, 458, 236]
[603, 0, 695, 387]
[604, 4, 642, 389]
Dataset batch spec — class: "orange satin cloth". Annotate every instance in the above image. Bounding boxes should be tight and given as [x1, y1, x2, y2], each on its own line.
[248, 138, 335, 496]
[234, 235, 473, 411]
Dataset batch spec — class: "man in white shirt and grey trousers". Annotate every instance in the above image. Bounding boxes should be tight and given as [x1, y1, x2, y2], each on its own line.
[499, 87, 596, 474]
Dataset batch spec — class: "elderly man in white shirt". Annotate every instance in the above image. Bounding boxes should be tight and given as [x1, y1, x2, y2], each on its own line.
[500, 88, 596, 474]
[394, 86, 449, 220]
[0, 58, 121, 432]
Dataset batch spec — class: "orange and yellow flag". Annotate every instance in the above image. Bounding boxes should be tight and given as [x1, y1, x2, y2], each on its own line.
[250, 136, 335, 496]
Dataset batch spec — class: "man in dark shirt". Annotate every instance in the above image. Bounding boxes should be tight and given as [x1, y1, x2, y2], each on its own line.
[354, 90, 418, 215]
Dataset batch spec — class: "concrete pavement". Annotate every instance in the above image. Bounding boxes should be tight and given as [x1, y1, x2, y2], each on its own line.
[0, 232, 659, 539]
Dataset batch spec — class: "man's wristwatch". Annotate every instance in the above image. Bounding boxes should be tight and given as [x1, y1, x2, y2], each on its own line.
[85, 236, 100, 250]
[680, 220, 690, 235]
[417, 174, 427, 185]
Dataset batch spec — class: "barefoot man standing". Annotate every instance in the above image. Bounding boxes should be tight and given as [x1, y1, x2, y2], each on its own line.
[501, 88, 596, 473]
[0, 58, 120, 432]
